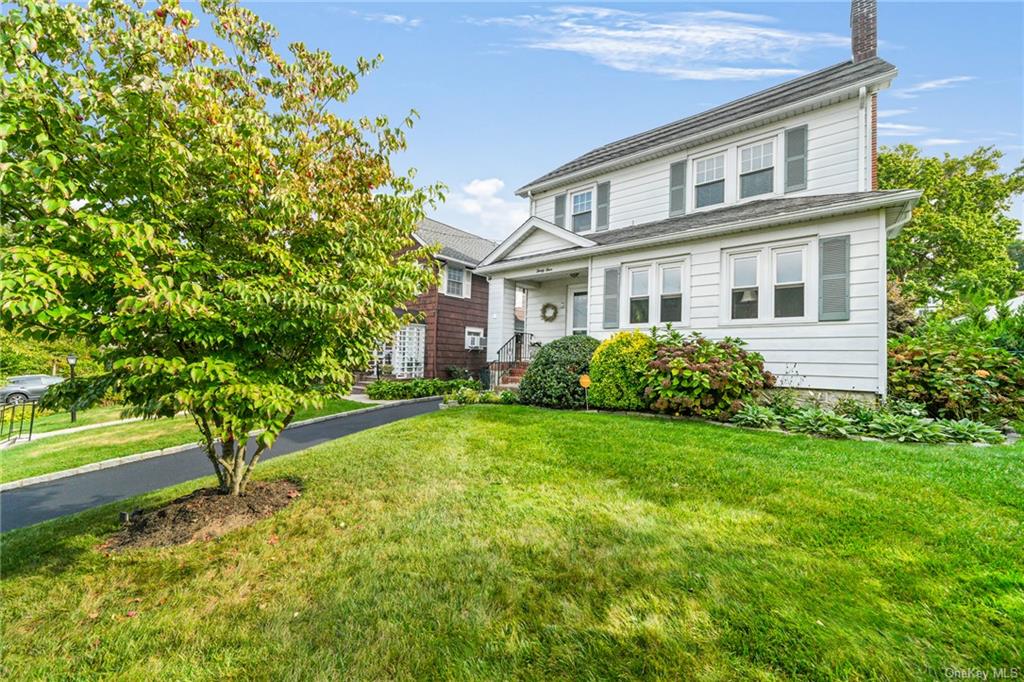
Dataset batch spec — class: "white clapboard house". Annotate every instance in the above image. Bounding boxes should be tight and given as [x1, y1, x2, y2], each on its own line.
[477, 0, 920, 397]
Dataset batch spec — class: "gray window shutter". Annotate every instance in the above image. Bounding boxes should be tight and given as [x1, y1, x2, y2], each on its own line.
[819, 236, 850, 321]
[553, 193, 566, 228]
[669, 161, 687, 216]
[602, 268, 620, 329]
[785, 126, 808, 193]
[596, 182, 610, 231]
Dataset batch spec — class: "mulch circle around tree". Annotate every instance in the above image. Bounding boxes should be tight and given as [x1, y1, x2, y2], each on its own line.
[101, 480, 302, 552]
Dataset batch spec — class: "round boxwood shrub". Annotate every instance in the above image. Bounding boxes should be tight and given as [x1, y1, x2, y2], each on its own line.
[519, 335, 600, 409]
[589, 331, 656, 411]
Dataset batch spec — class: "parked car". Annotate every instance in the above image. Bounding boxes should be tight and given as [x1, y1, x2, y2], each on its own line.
[1, 375, 65, 404]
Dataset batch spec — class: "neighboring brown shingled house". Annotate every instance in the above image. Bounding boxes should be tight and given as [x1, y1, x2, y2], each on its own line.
[372, 218, 496, 380]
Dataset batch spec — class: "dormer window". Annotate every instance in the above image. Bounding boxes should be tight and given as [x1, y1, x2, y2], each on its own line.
[694, 154, 726, 208]
[571, 189, 593, 233]
[739, 140, 774, 199]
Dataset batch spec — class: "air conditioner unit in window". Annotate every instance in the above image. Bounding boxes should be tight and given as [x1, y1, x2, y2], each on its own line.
[466, 335, 486, 350]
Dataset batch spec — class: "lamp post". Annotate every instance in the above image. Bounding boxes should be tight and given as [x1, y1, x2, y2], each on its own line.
[66, 354, 77, 423]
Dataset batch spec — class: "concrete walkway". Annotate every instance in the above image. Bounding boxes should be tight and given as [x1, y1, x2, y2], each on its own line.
[0, 398, 441, 532]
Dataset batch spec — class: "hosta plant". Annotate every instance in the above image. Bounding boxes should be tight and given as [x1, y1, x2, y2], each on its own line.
[936, 419, 1004, 445]
[783, 408, 859, 439]
[730, 404, 778, 429]
[866, 412, 945, 444]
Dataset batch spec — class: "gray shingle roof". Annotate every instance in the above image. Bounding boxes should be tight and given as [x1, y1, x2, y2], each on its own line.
[589, 191, 905, 246]
[518, 57, 896, 194]
[415, 218, 497, 267]
[490, 191, 915, 265]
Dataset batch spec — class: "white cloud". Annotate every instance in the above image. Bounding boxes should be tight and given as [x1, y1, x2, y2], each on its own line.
[877, 122, 932, 137]
[877, 108, 914, 118]
[351, 11, 422, 29]
[449, 178, 529, 239]
[469, 6, 848, 80]
[892, 76, 974, 99]
[922, 138, 969, 146]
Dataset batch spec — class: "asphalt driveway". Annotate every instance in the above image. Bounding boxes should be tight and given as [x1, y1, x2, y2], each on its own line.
[0, 399, 441, 532]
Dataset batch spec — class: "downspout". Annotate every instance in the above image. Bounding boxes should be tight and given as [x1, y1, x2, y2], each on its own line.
[857, 86, 868, 191]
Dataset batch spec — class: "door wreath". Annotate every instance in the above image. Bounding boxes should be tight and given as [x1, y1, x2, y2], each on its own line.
[540, 303, 558, 322]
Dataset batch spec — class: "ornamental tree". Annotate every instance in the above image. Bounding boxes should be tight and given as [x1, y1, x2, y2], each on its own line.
[879, 144, 1024, 308]
[0, 0, 442, 494]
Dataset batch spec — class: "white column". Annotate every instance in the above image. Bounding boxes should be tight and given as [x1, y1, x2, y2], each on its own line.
[487, 277, 516, 362]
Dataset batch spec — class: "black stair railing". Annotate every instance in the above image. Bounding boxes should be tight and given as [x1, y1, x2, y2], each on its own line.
[488, 332, 534, 388]
[1, 399, 37, 446]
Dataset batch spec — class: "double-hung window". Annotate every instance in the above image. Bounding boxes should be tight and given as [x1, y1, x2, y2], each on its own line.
[694, 154, 726, 208]
[773, 248, 805, 318]
[445, 264, 465, 297]
[571, 189, 593, 233]
[730, 254, 759, 320]
[659, 264, 683, 323]
[628, 267, 650, 324]
[739, 140, 774, 199]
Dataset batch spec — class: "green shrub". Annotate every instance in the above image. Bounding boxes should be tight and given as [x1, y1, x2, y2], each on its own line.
[499, 390, 519, 405]
[589, 331, 657, 411]
[783, 408, 859, 439]
[730, 404, 778, 429]
[446, 388, 503, 405]
[865, 412, 945, 443]
[445, 366, 473, 380]
[366, 378, 480, 400]
[645, 334, 775, 421]
[519, 335, 600, 409]
[936, 418, 1004, 444]
[833, 398, 879, 427]
[888, 337, 1024, 423]
[761, 388, 800, 418]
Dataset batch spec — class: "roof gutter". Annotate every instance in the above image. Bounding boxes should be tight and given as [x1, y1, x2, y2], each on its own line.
[515, 70, 897, 198]
[477, 190, 920, 275]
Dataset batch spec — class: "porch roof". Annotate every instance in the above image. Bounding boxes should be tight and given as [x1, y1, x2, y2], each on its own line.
[476, 190, 920, 273]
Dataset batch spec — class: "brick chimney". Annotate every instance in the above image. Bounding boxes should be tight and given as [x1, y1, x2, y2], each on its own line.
[850, 0, 877, 62]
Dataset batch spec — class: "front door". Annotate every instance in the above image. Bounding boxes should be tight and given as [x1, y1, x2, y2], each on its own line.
[567, 286, 588, 336]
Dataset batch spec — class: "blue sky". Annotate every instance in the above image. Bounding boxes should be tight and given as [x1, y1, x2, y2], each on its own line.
[244, 1, 1024, 239]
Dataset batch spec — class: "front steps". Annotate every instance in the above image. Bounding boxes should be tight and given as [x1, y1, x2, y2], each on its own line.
[495, 362, 529, 391]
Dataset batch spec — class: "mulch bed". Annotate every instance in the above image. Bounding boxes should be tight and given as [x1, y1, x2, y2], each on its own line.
[102, 479, 301, 552]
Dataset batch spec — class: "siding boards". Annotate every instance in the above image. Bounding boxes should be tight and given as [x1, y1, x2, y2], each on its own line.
[531, 99, 863, 232]
[503, 212, 884, 393]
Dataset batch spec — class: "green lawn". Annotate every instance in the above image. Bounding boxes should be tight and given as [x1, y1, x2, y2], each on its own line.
[0, 398, 367, 483]
[18, 404, 129, 435]
[2, 406, 1021, 679]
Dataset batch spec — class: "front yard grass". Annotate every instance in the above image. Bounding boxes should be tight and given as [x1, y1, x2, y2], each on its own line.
[0, 398, 367, 483]
[1, 406, 1021, 678]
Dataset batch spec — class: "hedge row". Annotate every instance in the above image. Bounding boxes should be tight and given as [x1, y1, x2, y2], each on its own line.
[365, 378, 480, 400]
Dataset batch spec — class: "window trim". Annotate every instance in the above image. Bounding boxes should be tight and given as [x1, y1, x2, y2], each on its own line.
[771, 246, 808, 319]
[568, 184, 597, 234]
[738, 138, 776, 200]
[720, 239, 817, 325]
[442, 263, 472, 299]
[693, 151, 727, 210]
[619, 257, 690, 328]
[657, 260, 686, 325]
